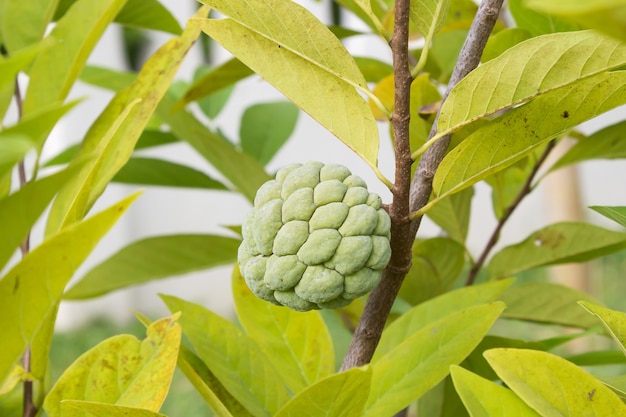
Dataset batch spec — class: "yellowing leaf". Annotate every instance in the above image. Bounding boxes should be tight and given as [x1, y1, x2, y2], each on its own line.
[275, 367, 372, 417]
[0, 193, 138, 384]
[438, 30, 626, 133]
[61, 401, 168, 417]
[364, 302, 505, 417]
[161, 295, 291, 417]
[451, 365, 542, 417]
[232, 267, 334, 394]
[44, 315, 181, 417]
[196, 0, 379, 167]
[579, 302, 626, 356]
[410, 0, 451, 37]
[45, 7, 205, 235]
[0, 0, 57, 53]
[433, 71, 626, 200]
[485, 348, 626, 416]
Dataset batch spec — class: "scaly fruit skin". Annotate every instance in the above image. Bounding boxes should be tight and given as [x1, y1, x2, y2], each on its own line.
[238, 161, 391, 311]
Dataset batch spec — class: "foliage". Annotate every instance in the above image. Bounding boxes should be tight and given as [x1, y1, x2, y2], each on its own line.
[2, 0, 626, 416]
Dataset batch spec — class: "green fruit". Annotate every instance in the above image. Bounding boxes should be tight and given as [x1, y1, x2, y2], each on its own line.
[238, 161, 391, 311]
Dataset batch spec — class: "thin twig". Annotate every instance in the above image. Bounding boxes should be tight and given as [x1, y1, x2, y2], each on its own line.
[14, 76, 36, 417]
[466, 140, 557, 285]
[340, 0, 505, 371]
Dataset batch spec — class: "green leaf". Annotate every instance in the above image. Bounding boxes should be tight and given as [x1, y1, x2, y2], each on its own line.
[498, 282, 602, 329]
[482, 28, 532, 62]
[0, 41, 45, 118]
[2, 100, 80, 151]
[45, 9, 204, 235]
[525, 0, 626, 43]
[0, 192, 138, 383]
[485, 348, 626, 416]
[364, 302, 505, 417]
[112, 157, 228, 190]
[597, 374, 626, 398]
[487, 222, 626, 279]
[579, 302, 626, 356]
[44, 130, 179, 167]
[275, 367, 372, 417]
[195, 0, 380, 168]
[64, 234, 240, 299]
[399, 237, 466, 305]
[240, 102, 299, 165]
[161, 295, 291, 417]
[0, 164, 82, 271]
[551, 120, 626, 172]
[0, 135, 33, 179]
[434, 69, 626, 201]
[590, 206, 626, 228]
[232, 267, 334, 394]
[565, 350, 626, 367]
[156, 93, 270, 203]
[115, 0, 181, 34]
[438, 30, 626, 134]
[410, 0, 451, 37]
[508, 0, 582, 37]
[0, 0, 58, 52]
[354, 57, 393, 83]
[80, 65, 137, 92]
[62, 401, 168, 417]
[417, 376, 468, 417]
[22, 0, 127, 117]
[426, 187, 473, 242]
[375, 279, 513, 361]
[44, 315, 181, 416]
[451, 365, 542, 417]
[179, 58, 254, 107]
[177, 346, 252, 417]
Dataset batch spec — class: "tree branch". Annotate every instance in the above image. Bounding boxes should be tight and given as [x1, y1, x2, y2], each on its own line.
[466, 140, 556, 285]
[340, 0, 413, 371]
[341, 0, 505, 371]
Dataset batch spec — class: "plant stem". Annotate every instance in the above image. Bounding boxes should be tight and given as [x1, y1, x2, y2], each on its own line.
[341, 0, 504, 370]
[340, 0, 413, 370]
[466, 140, 557, 285]
[14, 78, 36, 417]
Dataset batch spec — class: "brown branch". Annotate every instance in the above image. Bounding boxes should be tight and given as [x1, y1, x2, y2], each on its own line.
[466, 140, 556, 285]
[340, 0, 413, 371]
[340, 0, 505, 371]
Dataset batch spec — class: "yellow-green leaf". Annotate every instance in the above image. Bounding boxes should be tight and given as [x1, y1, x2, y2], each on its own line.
[433, 71, 626, 200]
[485, 348, 626, 416]
[45, 8, 205, 235]
[590, 206, 626, 229]
[374, 279, 513, 361]
[0, 0, 58, 53]
[275, 367, 372, 417]
[196, 0, 379, 168]
[451, 365, 542, 417]
[44, 315, 181, 416]
[161, 295, 291, 417]
[64, 234, 240, 299]
[579, 302, 626, 356]
[177, 346, 251, 417]
[364, 302, 505, 417]
[526, 0, 626, 43]
[499, 282, 602, 329]
[438, 30, 626, 133]
[487, 222, 626, 279]
[0, 192, 138, 383]
[22, 0, 127, 117]
[61, 401, 168, 417]
[232, 267, 334, 394]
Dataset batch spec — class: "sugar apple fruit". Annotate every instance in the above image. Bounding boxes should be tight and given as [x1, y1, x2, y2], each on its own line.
[238, 161, 392, 311]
